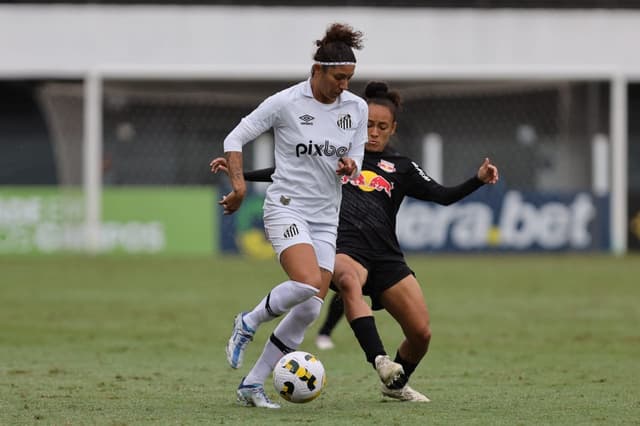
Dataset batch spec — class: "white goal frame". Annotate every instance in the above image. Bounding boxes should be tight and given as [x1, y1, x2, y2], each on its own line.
[83, 64, 629, 254]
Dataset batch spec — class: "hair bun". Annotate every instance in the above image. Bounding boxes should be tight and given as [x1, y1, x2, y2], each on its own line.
[364, 81, 389, 99]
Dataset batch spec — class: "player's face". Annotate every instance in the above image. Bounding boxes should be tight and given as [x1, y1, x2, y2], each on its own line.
[312, 64, 355, 104]
[366, 103, 396, 152]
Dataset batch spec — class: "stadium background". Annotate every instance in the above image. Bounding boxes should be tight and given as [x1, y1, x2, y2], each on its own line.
[2, 5, 639, 425]
[1, 1, 640, 255]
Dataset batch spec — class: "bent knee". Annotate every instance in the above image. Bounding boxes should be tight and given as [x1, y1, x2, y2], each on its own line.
[292, 272, 323, 289]
[333, 271, 361, 293]
[409, 324, 432, 348]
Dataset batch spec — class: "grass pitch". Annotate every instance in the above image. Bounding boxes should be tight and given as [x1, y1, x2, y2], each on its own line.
[1, 254, 639, 425]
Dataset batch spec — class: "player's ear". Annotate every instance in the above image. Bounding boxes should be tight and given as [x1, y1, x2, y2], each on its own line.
[391, 121, 398, 135]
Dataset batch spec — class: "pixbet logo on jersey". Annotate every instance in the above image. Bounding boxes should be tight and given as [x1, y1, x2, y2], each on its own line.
[295, 140, 349, 157]
[341, 170, 394, 197]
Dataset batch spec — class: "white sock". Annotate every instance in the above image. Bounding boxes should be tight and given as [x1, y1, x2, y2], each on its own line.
[243, 297, 324, 386]
[273, 296, 324, 348]
[244, 339, 283, 386]
[243, 280, 318, 330]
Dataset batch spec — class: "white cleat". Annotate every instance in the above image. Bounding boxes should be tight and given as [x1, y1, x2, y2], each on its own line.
[226, 312, 255, 369]
[236, 378, 281, 409]
[381, 383, 431, 402]
[315, 334, 335, 350]
[374, 355, 405, 388]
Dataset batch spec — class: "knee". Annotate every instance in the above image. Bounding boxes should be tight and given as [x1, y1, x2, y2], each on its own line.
[333, 271, 360, 296]
[410, 324, 432, 350]
[291, 296, 323, 326]
[290, 268, 323, 289]
[299, 271, 323, 289]
[422, 326, 432, 347]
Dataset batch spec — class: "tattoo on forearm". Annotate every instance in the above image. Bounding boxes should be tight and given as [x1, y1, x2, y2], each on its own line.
[225, 152, 245, 192]
[230, 170, 243, 182]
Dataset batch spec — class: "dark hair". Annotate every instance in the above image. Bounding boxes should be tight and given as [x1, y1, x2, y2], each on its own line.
[313, 23, 364, 64]
[364, 81, 402, 120]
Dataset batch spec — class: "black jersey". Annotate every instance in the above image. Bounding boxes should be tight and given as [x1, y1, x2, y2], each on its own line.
[336, 146, 484, 259]
[242, 146, 484, 258]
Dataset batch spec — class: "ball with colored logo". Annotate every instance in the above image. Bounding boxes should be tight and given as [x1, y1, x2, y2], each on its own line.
[273, 351, 326, 403]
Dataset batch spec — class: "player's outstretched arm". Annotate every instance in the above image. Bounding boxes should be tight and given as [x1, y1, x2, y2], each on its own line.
[407, 157, 499, 205]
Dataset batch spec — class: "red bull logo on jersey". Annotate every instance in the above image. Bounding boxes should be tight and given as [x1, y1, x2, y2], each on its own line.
[341, 170, 394, 197]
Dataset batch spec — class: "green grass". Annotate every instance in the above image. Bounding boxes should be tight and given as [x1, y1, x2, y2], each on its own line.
[1, 255, 639, 425]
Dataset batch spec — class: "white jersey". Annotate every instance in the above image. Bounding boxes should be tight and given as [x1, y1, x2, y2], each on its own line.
[223, 79, 368, 227]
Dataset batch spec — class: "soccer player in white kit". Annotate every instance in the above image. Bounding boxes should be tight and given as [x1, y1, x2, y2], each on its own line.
[213, 23, 368, 408]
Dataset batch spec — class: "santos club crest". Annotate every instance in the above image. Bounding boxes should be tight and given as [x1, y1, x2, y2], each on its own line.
[336, 114, 352, 129]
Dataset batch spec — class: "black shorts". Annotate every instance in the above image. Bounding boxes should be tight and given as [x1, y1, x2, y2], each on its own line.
[334, 248, 414, 311]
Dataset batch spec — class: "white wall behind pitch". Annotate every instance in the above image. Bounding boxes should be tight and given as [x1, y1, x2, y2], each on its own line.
[2, 5, 640, 78]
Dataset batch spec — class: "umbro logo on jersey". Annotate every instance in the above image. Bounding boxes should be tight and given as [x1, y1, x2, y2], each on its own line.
[299, 114, 315, 125]
[283, 223, 299, 239]
[337, 114, 352, 129]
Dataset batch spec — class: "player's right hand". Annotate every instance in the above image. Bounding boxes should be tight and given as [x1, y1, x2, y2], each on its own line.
[219, 190, 244, 215]
[336, 157, 357, 177]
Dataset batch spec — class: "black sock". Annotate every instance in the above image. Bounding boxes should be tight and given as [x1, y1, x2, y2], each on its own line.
[394, 350, 418, 379]
[318, 292, 344, 336]
[349, 316, 386, 365]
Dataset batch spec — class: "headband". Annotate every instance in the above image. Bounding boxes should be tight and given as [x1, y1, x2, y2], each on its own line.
[315, 61, 356, 66]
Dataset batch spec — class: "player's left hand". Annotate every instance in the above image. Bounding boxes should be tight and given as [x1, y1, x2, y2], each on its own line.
[477, 157, 499, 184]
[336, 157, 357, 177]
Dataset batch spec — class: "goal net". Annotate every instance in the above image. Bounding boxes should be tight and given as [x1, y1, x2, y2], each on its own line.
[26, 74, 617, 254]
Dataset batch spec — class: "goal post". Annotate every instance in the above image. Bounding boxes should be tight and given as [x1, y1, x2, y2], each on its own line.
[84, 70, 102, 254]
[610, 73, 629, 255]
[76, 64, 627, 254]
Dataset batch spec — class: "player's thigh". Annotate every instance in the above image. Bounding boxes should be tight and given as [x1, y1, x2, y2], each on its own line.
[312, 234, 339, 298]
[280, 243, 322, 287]
[333, 253, 368, 292]
[333, 253, 371, 320]
[317, 269, 333, 299]
[266, 212, 335, 290]
[379, 274, 430, 336]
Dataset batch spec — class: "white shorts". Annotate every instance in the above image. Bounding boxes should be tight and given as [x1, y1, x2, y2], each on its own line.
[263, 208, 337, 273]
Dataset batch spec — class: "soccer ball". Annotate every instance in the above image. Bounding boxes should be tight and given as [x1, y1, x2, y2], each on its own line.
[273, 351, 326, 403]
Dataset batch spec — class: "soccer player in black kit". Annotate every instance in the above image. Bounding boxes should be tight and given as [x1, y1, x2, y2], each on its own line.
[212, 81, 499, 402]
